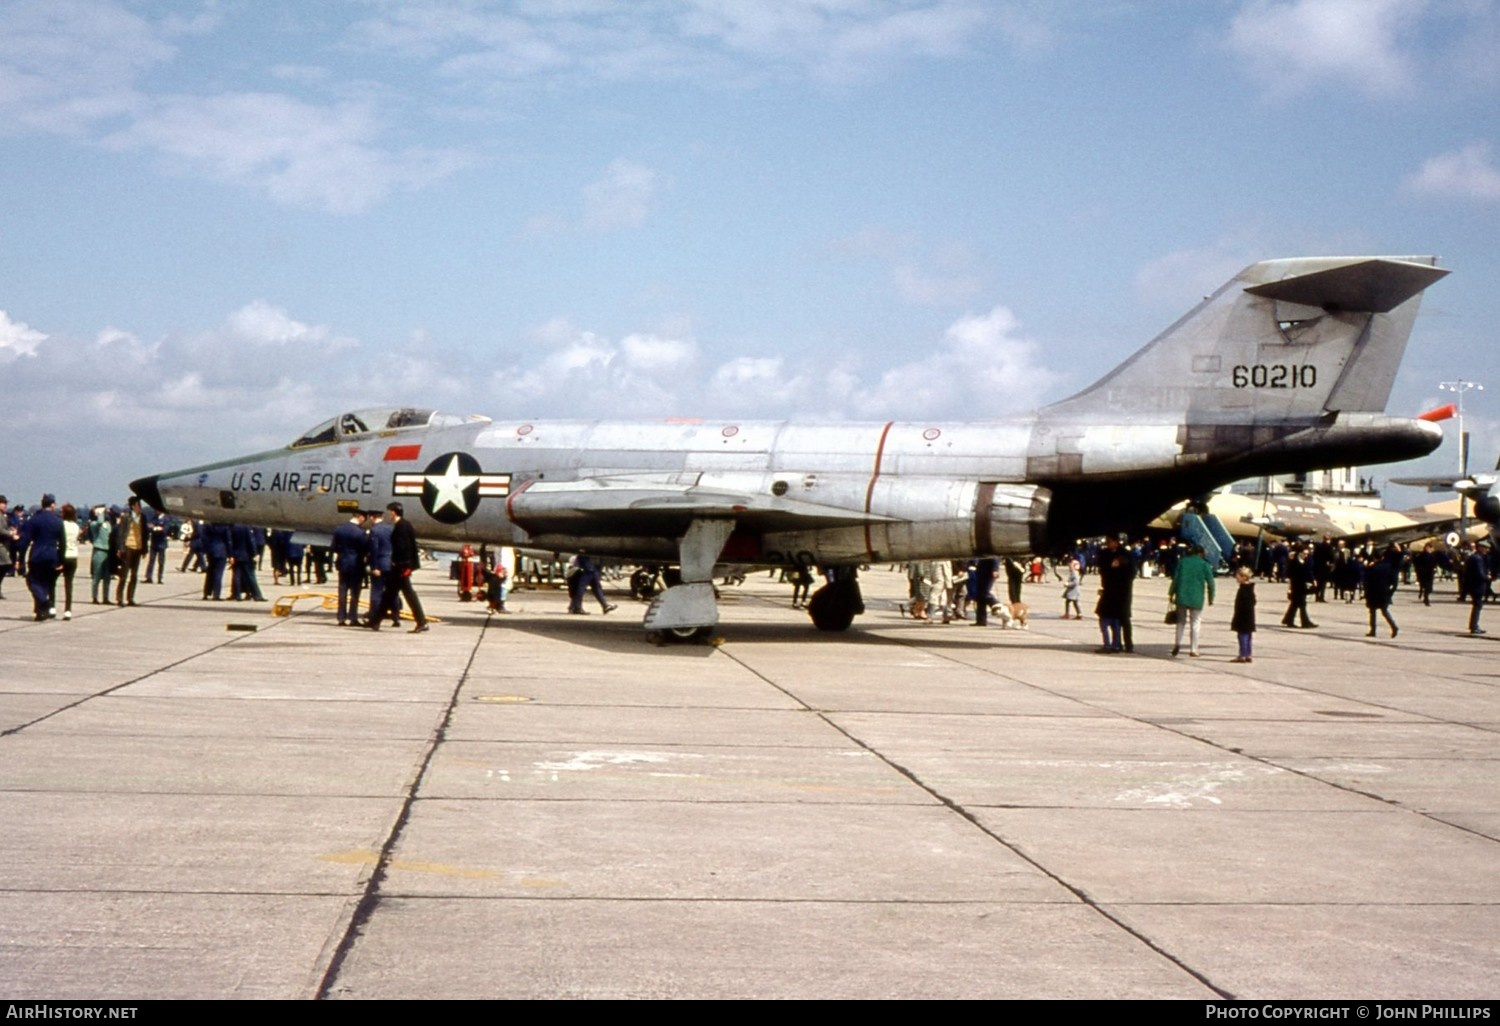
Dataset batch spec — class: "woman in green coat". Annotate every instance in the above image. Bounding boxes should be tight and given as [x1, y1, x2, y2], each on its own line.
[1168, 544, 1216, 657]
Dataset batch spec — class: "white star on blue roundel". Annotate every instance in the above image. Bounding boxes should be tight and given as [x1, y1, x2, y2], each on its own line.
[392, 452, 510, 524]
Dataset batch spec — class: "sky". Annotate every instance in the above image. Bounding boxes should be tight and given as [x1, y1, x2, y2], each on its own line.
[2, 0, 1498, 512]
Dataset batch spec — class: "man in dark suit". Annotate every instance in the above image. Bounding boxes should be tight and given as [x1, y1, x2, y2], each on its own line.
[201, 521, 232, 600]
[1464, 541, 1491, 635]
[229, 523, 265, 601]
[364, 510, 398, 627]
[1096, 534, 1136, 652]
[1281, 543, 1318, 629]
[367, 503, 428, 632]
[330, 512, 369, 626]
[21, 494, 64, 621]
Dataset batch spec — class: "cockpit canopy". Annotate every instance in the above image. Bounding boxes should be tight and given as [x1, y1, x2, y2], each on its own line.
[289, 407, 488, 448]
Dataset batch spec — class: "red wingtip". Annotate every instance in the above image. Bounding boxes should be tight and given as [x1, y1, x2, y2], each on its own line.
[1418, 403, 1457, 422]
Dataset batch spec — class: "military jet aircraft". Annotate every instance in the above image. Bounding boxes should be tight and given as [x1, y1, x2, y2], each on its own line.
[1151, 490, 1459, 547]
[1392, 456, 1500, 532]
[132, 255, 1448, 638]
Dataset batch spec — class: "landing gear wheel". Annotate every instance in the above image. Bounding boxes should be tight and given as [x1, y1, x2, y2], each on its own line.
[807, 580, 861, 631]
[648, 625, 716, 645]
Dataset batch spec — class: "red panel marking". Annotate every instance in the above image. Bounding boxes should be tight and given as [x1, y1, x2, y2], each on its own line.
[863, 421, 895, 560]
[384, 444, 422, 461]
[720, 532, 764, 563]
[504, 480, 533, 528]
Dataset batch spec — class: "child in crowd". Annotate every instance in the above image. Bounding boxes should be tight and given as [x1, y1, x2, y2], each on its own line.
[1231, 565, 1256, 663]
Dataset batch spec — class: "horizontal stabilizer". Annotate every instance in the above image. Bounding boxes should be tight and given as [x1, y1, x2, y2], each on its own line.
[1244, 258, 1449, 313]
[1391, 474, 1496, 499]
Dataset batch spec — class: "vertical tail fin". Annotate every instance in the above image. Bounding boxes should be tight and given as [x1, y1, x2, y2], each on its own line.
[1044, 256, 1448, 422]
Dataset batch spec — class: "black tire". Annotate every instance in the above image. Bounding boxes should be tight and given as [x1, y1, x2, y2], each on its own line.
[807, 583, 858, 631]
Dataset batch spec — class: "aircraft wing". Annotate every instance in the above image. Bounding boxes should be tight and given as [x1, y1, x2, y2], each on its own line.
[1337, 513, 1461, 548]
[507, 474, 899, 536]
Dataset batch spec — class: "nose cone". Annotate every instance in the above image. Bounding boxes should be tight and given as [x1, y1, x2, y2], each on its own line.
[130, 475, 163, 511]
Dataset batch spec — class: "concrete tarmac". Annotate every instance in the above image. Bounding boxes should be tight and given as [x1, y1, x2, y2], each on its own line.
[1, 564, 1497, 999]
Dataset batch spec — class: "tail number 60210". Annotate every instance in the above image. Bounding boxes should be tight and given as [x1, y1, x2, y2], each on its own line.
[1232, 364, 1316, 389]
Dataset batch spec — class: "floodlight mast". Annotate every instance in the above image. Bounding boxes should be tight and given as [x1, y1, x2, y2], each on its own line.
[1440, 379, 1484, 535]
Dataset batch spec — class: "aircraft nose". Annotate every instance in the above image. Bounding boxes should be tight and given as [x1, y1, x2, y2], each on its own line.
[130, 475, 163, 511]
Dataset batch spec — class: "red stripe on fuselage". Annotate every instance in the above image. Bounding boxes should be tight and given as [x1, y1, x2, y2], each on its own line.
[863, 422, 894, 560]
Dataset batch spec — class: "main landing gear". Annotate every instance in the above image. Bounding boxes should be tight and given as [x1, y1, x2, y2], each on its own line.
[640, 523, 865, 640]
[642, 519, 732, 644]
[805, 568, 864, 632]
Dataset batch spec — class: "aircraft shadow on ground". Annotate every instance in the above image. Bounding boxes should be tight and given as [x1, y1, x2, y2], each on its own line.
[467, 610, 1138, 658]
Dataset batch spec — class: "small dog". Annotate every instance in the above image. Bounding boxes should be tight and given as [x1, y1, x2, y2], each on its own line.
[992, 601, 1029, 628]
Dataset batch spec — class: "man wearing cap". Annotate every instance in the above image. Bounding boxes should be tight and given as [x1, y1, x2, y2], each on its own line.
[1464, 540, 1492, 635]
[20, 494, 64, 621]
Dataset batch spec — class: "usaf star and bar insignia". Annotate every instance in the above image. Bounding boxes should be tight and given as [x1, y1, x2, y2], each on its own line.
[392, 452, 510, 524]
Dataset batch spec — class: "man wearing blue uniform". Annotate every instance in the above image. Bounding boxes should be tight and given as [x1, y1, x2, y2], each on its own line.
[201, 521, 232, 600]
[1465, 541, 1491, 636]
[21, 494, 64, 621]
[330, 512, 369, 626]
[366, 502, 428, 632]
[364, 510, 400, 627]
[229, 523, 265, 601]
[144, 512, 168, 584]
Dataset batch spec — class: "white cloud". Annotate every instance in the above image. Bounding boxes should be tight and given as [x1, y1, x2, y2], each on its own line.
[1226, 0, 1425, 97]
[401, 302, 1052, 425]
[891, 263, 981, 305]
[620, 332, 697, 372]
[1406, 142, 1500, 202]
[0, 1, 1020, 215]
[0, 310, 47, 360]
[1134, 245, 1260, 311]
[102, 93, 469, 215]
[223, 301, 360, 351]
[831, 227, 982, 305]
[0, 0, 169, 136]
[355, 1, 1006, 87]
[581, 159, 658, 232]
[2, 296, 1070, 502]
[853, 305, 1057, 418]
[525, 158, 661, 236]
[0, 1, 469, 214]
[502, 321, 699, 415]
[676, 0, 991, 80]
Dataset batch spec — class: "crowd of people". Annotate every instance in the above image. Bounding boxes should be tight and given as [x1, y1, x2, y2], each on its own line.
[8, 488, 1499, 652]
[881, 531, 1498, 661]
[0, 494, 444, 633]
[1, 493, 169, 621]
